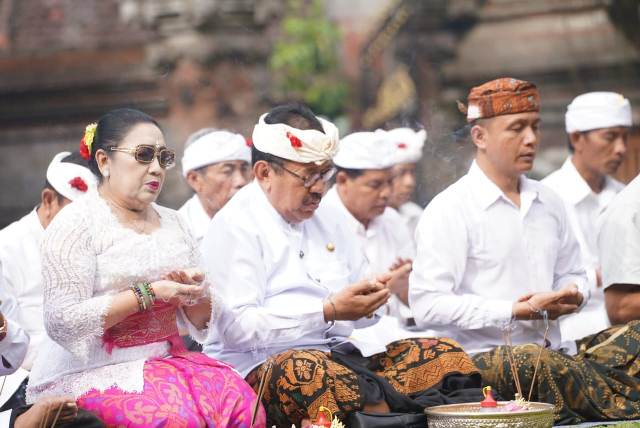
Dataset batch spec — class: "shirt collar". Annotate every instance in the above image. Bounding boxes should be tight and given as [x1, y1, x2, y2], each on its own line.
[559, 158, 593, 205]
[249, 180, 301, 233]
[468, 161, 541, 211]
[29, 208, 45, 235]
[324, 186, 366, 236]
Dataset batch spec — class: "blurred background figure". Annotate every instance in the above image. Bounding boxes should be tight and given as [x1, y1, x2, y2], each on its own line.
[543, 91, 631, 340]
[387, 127, 427, 238]
[179, 128, 252, 241]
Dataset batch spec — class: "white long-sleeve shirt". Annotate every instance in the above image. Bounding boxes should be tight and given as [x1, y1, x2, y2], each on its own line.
[397, 201, 423, 239]
[178, 194, 212, 243]
[201, 181, 379, 377]
[321, 186, 415, 331]
[0, 209, 45, 369]
[542, 157, 623, 340]
[0, 262, 29, 374]
[0, 262, 30, 425]
[409, 161, 588, 354]
[599, 173, 640, 290]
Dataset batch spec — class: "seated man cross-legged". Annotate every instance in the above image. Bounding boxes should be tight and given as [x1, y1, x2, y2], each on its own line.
[410, 77, 640, 425]
[201, 103, 483, 427]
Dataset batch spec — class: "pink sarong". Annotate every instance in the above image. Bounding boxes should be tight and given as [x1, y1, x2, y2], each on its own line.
[78, 304, 266, 428]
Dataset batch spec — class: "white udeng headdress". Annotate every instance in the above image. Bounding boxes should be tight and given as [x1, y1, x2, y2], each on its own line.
[387, 127, 427, 165]
[333, 129, 396, 169]
[252, 113, 339, 165]
[46, 151, 97, 201]
[565, 92, 632, 133]
[181, 130, 251, 177]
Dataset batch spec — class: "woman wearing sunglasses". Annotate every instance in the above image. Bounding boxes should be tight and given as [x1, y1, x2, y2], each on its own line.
[27, 108, 265, 427]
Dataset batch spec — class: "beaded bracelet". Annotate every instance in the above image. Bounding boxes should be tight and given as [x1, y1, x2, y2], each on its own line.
[138, 282, 155, 311]
[130, 285, 147, 312]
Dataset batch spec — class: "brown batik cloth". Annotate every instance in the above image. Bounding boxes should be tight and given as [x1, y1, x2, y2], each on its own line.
[459, 77, 540, 122]
[472, 320, 640, 425]
[246, 337, 481, 427]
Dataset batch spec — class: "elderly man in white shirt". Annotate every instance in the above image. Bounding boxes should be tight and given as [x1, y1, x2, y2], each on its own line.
[178, 128, 252, 242]
[411, 77, 640, 425]
[201, 103, 483, 427]
[321, 130, 416, 342]
[386, 127, 427, 237]
[543, 92, 630, 340]
[0, 151, 96, 370]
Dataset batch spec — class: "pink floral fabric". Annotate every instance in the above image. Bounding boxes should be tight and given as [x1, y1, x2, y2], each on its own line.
[78, 351, 265, 428]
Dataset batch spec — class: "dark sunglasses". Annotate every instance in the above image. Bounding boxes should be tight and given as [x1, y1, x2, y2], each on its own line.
[110, 145, 176, 169]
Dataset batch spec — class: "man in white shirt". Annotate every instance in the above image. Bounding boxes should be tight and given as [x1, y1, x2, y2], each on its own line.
[321, 130, 415, 341]
[543, 92, 630, 340]
[0, 262, 100, 428]
[599, 175, 640, 325]
[178, 128, 251, 241]
[202, 103, 482, 427]
[0, 151, 96, 370]
[386, 127, 427, 237]
[411, 78, 640, 424]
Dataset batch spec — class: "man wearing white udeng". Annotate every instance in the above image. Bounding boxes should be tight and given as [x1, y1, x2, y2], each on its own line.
[542, 92, 630, 340]
[179, 128, 251, 242]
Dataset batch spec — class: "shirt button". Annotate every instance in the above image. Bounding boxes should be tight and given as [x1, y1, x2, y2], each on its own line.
[299, 250, 304, 259]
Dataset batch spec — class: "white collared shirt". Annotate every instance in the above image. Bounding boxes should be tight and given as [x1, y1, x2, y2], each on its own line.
[321, 187, 422, 347]
[599, 173, 640, 290]
[322, 187, 414, 277]
[397, 201, 424, 239]
[201, 181, 378, 377]
[410, 161, 588, 354]
[0, 261, 30, 419]
[178, 194, 212, 243]
[0, 262, 29, 375]
[0, 209, 45, 369]
[542, 157, 623, 340]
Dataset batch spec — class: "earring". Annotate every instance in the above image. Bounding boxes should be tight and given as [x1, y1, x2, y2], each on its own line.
[103, 169, 110, 178]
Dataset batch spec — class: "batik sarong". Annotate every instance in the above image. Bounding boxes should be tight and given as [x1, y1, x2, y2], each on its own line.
[473, 320, 640, 425]
[247, 337, 483, 427]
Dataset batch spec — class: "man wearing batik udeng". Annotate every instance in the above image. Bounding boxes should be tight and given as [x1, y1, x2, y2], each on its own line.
[201, 103, 483, 427]
[410, 77, 640, 425]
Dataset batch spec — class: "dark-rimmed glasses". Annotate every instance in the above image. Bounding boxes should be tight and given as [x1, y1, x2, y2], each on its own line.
[275, 162, 336, 189]
[110, 145, 176, 169]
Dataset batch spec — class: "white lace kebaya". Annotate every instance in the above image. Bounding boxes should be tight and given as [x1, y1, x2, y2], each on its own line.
[27, 190, 212, 402]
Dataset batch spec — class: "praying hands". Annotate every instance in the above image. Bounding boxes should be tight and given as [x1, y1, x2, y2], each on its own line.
[512, 284, 584, 320]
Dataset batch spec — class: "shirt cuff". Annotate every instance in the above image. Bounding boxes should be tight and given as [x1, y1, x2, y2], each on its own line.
[488, 299, 514, 329]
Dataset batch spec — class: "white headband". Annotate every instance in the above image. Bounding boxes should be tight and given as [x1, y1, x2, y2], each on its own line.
[566, 92, 632, 133]
[46, 152, 97, 201]
[181, 130, 251, 177]
[333, 129, 396, 169]
[252, 113, 339, 165]
[387, 128, 427, 165]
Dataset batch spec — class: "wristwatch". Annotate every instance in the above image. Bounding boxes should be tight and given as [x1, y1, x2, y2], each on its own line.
[0, 313, 7, 342]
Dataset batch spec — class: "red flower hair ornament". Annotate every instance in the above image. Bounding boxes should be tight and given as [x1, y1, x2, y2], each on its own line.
[79, 123, 97, 160]
[68, 176, 88, 192]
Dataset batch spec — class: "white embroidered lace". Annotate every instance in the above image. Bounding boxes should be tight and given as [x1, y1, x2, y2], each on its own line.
[27, 190, 216, 402]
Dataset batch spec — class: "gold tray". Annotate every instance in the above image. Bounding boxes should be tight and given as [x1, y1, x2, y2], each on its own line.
[425, 401, 555, 428]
